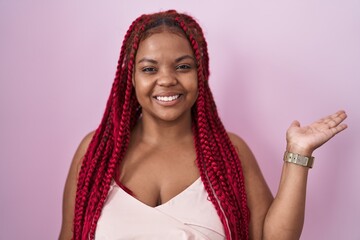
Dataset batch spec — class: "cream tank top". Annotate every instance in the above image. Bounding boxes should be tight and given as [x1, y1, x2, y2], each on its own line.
[95, 177, 226, 240]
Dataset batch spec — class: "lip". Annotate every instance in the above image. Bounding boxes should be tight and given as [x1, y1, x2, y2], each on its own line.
[153, 92, 182, 97]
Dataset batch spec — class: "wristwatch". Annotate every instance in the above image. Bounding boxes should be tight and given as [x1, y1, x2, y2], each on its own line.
[283, 151, 314, 168]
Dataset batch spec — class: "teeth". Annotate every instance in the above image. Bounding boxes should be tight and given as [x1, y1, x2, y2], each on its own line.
[155, 94, 180, 102]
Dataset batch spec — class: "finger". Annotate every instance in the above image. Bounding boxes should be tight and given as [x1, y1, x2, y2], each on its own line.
[328, 111, 347, 126]
[329, 123, 348, 135]
[326, 118, 344, 129]
[332, 110, 347, 121]
[320, 110, 347, 127]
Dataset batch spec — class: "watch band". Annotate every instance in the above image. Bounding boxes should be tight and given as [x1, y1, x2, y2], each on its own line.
[283, 151, 314, 168]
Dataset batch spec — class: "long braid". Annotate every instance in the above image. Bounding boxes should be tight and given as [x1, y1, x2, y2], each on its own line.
[73, 100, 114, 239]
[206, 82, 250, 237]
[198, 76, 249, 238]
[73, 15, 143, 238]
[205, 84, 250, 238]
[73, 10, 249, 240]
[73, 15, 147, 239]
[88, 18, 150, 238]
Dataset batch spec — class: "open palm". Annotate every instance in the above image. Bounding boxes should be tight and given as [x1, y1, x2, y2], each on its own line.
[286, 110, 348, 155]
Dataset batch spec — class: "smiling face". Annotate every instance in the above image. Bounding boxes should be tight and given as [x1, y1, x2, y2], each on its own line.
[133, 29, 198, 123]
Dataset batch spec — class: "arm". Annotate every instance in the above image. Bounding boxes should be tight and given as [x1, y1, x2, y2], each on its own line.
[59, 131, 95, 240]
[230, 110, 347, 240]
[263, 110, 347, 239]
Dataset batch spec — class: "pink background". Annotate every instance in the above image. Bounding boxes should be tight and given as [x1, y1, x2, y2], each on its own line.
[1, 1, 359, 239]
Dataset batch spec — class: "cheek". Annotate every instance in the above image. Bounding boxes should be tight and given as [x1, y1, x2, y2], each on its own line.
[134, 85, 146, 101]
[191, 76, 199, 96]
[134, 88, 148, 109]
[133, 78, 152, 103]
[192, 77, 199, 102]
[187, 79, 199, 102]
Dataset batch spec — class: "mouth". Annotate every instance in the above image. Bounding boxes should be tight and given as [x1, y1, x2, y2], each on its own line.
[154, 94, 182, 102]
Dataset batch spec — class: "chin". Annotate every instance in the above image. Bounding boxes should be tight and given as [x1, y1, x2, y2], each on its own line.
[158, 114, 185, 122]
[154, 110, 191, 123]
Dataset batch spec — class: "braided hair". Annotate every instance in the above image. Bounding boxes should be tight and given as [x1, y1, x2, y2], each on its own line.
[73, 10, 250, 240]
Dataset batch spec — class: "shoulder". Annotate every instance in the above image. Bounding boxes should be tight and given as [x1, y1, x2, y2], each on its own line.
[76, 131, 96, 155]
[59, 130, 96, 240]
[227, 132, 248, 151]
[77, 130, 96, 156]
[72, 130, 96, 174]
[227, 132, 255, 168]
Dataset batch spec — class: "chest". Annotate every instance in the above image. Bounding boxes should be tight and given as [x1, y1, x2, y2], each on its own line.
[118, 143, 199, 207]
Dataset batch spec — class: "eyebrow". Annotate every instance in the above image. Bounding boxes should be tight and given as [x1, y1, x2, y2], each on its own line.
[137, 55, 195, 64]
[137, 58, 158, 64]
[175, 55, 195, 63]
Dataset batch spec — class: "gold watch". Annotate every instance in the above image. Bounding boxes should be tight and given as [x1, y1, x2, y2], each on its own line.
[283, 151, 314, 168]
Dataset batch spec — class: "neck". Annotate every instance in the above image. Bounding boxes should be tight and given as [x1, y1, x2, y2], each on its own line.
[133, 112, 193, 147]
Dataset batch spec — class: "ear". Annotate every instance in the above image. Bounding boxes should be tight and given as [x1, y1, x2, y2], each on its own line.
[132, 71, 135, 87]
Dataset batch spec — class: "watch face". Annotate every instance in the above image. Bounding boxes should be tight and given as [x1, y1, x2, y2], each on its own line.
[297, 156, 309, 166]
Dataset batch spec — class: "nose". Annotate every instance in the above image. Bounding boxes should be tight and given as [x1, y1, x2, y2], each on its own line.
[157, 69, 177, 87]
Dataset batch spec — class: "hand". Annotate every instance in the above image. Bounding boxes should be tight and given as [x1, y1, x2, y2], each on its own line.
[286, 110, 348, 156]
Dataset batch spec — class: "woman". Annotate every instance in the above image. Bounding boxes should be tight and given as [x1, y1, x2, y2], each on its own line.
[59, 10, 347, 240]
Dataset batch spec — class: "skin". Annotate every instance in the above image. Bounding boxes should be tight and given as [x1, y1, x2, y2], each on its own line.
[59, 29, 348, 240]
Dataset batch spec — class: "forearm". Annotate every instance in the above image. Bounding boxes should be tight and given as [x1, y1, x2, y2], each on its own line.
[264, 142, 313, 239]
[263, 161, 309, 239]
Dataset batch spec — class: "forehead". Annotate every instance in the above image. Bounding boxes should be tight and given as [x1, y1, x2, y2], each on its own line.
[135, 31, 194, 60]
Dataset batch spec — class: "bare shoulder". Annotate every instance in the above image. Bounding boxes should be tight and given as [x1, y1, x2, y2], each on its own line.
[72, 130, 96, 173]
[227, 132, 249, 151]
[59, 130, 95, 240]
[67, 130, 96, 178]
[227, 132, 256, 170]
[227, 131, 267, 181]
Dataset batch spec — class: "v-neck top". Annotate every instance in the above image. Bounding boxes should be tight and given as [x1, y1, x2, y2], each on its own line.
[94, 178, 225, 239]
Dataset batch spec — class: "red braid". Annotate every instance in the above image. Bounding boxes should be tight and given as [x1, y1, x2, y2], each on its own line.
[73, 10, 249, 240]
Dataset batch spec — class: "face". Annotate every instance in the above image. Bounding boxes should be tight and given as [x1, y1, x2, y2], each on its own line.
[133, 30, 198, 123]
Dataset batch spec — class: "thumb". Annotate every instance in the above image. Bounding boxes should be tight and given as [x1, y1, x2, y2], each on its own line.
[290, 120, 301, 128]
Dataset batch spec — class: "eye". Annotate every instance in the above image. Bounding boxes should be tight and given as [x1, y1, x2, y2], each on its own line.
[142, 67, 157, 73]
[176, 64, 192, 71]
